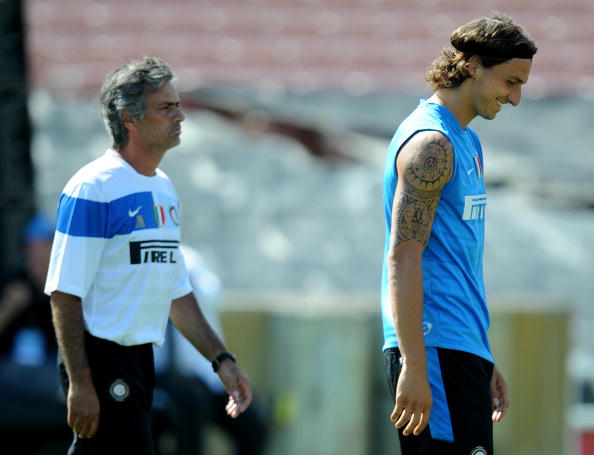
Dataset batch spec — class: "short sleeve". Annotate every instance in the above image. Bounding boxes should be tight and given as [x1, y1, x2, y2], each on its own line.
[44, 182, 109, 298]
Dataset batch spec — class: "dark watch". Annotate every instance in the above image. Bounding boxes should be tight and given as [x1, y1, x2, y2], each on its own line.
[211, 352, 236, 373]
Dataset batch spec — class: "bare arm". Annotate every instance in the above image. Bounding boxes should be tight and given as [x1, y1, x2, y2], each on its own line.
[50, 290, 99, 438]
[169, 293, 252, 417]
[387, 131, 453, 436]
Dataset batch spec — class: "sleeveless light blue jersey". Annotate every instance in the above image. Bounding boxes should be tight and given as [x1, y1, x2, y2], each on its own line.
[381, 100, 492, 363]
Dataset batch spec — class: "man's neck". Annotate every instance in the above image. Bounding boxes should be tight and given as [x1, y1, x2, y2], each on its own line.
[116, 144, 164, 176]
[429, 87, 475, 129]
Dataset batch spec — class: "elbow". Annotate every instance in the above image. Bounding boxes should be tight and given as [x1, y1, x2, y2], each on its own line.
[387, 241, 423, 275]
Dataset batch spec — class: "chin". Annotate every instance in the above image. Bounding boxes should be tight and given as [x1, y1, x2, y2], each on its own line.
[480, 112, 497, 120]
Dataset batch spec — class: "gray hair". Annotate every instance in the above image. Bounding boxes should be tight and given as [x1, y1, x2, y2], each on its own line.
[100, 57, 174, 150]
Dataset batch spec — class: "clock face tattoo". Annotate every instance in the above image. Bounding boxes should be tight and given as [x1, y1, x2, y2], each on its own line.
[395, 136, 453, 247]
[406, 138, 453, 198]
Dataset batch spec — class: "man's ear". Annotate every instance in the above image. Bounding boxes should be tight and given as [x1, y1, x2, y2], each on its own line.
[467, 55, 482, 77]
[121, 111, 136, 133]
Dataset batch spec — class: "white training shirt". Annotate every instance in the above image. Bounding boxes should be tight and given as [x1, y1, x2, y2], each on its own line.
[45, 149, 192, 346]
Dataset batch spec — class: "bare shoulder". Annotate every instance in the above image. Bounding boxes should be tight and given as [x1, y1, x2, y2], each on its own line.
[397, 130, 454, 199]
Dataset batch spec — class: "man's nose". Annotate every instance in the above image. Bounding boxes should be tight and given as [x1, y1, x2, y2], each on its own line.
[509, 86, 522, 107]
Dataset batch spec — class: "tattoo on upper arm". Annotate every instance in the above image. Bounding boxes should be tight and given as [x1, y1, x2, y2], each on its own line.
[394, 137, 453, 247]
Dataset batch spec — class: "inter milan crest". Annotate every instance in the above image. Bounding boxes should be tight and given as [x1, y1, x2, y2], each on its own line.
[109, 379, 130, 402]
[169, 205, 179, 225]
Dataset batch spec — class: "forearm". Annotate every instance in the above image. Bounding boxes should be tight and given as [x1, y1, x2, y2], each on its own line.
[169, 293, 227, 361]
[170, 293, 252, 415]
[50, 291, 93, 387]
[388, 245, 427, 372]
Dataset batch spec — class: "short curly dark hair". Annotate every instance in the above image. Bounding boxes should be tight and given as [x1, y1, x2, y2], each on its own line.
[425, 13, 537, 91]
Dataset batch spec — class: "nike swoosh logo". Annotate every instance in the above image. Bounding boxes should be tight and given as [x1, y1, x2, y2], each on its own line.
[128, 206, 142, 217]
[467, 168, 475, 175]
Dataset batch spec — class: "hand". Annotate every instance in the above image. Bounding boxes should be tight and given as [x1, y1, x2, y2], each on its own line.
[217, 361, 253, 418]
[67, 382, 100, 438]
[2, 282, 31, 312]
[391, 363, 432, 436]
[491, 365, 509, 422]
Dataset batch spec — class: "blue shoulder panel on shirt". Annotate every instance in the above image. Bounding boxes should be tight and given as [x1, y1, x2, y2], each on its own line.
[57, 191, 156, 238]
[107, 192, 157, 236]
[56, 194, 108, 237]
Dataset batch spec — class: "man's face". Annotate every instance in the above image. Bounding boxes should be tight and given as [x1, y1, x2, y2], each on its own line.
[470, 58, 532, 120]
[130, 81, 185, 152]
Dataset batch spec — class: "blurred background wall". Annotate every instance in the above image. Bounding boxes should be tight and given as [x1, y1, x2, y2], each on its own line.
[2, 0, 594, 453]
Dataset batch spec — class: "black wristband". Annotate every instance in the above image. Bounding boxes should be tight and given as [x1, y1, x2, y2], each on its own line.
[211, 351, 236, 373]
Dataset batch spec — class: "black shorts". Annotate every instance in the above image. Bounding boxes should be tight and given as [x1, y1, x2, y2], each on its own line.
[59, 332, 156, 455]
[384, 347, 494, 455]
